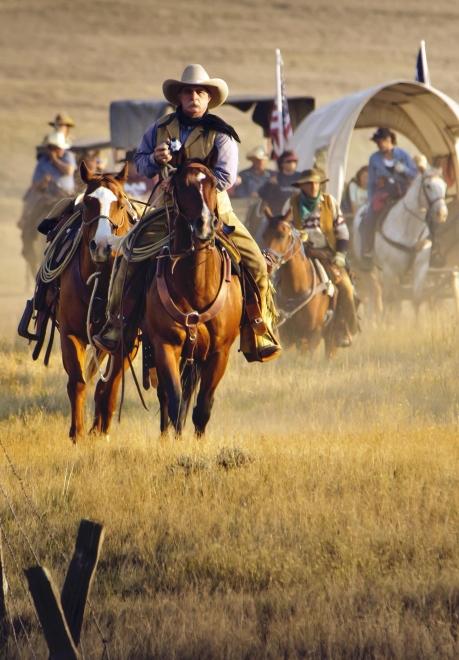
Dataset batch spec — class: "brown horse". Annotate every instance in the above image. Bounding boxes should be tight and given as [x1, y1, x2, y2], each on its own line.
[262, 213, 336, 356]
[144, 162, 243, 436]
[57, 162, 135, 440]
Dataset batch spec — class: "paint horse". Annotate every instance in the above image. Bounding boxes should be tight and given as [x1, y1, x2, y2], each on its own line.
[57, 162, 135, 440]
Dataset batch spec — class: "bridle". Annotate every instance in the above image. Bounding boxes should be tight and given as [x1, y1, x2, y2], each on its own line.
[155, 170, 231, 364]
[159, 175, 220, 268]
[381, 172, 446, 254]
[82, 188, 137, 234]
[402, 172, 446, 224]
[264, 220, 303, 272]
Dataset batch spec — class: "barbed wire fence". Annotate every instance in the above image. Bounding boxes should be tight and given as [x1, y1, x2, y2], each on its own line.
[0, 435, 110, 659]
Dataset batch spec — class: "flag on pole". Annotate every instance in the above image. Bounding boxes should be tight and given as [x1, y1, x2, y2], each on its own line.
[269, 49, 293, 158]
[415, 40, 431, 87]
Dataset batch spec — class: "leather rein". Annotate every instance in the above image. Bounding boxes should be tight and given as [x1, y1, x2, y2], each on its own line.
[266, 221, 329, 327]
[380, 174, 445, 254]
[266, 221, 303, 271]
[155, 189, 232, 363]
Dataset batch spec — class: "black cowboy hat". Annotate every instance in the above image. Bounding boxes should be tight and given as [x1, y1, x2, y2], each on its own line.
[116, 149, 136, 163]
[371, 127, 397, 144]
[277, 150, 298, 165]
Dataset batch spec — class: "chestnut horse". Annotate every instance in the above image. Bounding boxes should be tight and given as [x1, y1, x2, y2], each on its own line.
[144, 162, 242, 436]
[262, 213, 335, 356]
[57, 162, 135, 440]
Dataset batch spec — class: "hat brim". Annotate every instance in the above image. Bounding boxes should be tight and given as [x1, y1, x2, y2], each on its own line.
[48, 120, 75, 128]
[293, 177, 329, 186]
[162, 78, 228, 109]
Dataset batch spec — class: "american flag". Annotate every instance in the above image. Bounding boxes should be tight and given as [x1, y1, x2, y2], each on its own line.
[269, 49, 293, 158]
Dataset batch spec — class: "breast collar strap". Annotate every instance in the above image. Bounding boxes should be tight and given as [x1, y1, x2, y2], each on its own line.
[156, 246, 232, 362]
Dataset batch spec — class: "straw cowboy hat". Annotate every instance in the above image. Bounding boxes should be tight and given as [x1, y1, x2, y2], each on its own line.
[162, 64, 229, 109]
[48, 112, 75, 128]
[246, 146, 269, 161]
[292, 168, 329, 186]
[46, 132, 71, 150]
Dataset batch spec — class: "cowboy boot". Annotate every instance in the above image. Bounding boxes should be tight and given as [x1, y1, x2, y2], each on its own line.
[241, 284, 282, 362]
[92, 258, 134, 354]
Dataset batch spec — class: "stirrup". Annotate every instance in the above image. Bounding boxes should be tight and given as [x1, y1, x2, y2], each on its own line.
[18, 299, 38, 340]
[92, 319, 122, 354]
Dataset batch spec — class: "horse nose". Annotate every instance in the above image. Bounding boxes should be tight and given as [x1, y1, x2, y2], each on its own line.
[89, 239, 97, 252]
[437, 205, 448, 223]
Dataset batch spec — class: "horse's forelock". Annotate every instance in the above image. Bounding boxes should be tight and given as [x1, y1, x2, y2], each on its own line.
[84, 174, 123, 197]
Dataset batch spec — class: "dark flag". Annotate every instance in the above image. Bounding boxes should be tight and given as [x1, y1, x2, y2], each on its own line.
[415, 40, 431, 86]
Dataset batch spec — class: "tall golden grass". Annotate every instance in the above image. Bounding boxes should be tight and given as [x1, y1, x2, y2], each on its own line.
[0, 311, 458, 658]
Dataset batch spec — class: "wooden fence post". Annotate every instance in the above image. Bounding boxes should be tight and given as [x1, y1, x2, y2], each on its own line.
[25, 566, 79, 659]
[25, 518, 105, 658]
[0, 530, 9, 646]
[61, 519, 105, 646]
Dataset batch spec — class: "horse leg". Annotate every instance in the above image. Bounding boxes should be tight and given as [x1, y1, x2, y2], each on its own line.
[91, 351, 128, 437]
[192, 350, 230, 437]
[155, 343, 183, 435]
[157, 382, 170, 435]
[61, 333, 87, 441]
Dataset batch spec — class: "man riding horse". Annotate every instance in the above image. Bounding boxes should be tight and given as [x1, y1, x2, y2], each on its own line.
[93, 64, 281, 362]
[289, 168, 359, 347]
[361, 127, 417, 264]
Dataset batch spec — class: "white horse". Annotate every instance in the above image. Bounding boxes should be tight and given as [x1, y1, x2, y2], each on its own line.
[353, 169, 448, 309]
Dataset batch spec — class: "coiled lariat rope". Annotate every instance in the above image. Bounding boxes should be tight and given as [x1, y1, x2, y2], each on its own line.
[117, 206, 173, 262]
[38, 209, 83, 283]
[86, 271, 115, 384]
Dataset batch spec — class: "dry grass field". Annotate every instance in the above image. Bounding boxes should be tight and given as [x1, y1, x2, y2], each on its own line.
[1, 1, 459, 658]
[1, 315, 459, 658]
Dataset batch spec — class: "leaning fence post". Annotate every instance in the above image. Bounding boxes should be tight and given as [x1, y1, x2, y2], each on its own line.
[24, 566, 80, 659]
[61, 519, 105, 646]
[0, 530, 9, 646]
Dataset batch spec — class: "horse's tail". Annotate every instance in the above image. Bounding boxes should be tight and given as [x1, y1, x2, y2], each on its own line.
[180, 360, 201, 423]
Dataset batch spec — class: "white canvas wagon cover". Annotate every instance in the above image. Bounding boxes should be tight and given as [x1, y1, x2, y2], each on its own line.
[292, 80, 459, 202]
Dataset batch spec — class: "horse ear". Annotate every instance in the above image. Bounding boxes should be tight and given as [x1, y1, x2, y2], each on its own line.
[116, 162, 129, 183]
[80, 160, 94, 183]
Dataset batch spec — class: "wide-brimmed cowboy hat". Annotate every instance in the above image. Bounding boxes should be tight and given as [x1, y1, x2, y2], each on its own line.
[162, 64, 229, 109]
[48, 112, 75, 128]
[246, 146, 269, 161]
[46, 131, 71, 150]
[292, 168, 329, 186]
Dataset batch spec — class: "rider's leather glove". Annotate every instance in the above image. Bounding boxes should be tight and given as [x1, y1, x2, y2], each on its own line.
[333, 251, 346, 268]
